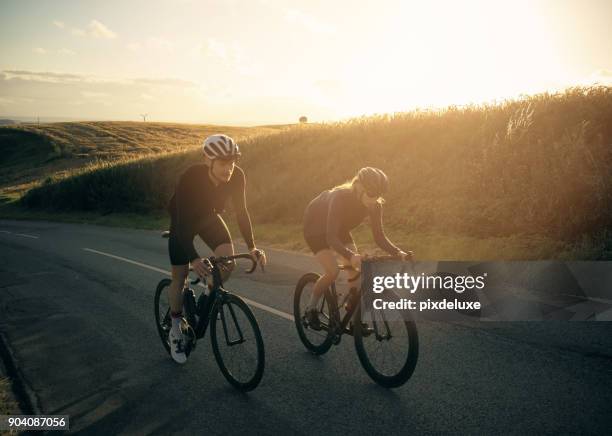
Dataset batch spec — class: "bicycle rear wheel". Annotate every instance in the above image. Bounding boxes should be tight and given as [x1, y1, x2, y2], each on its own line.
[210, 294, 265, 392]
[354, 305, 419, 388]
[293, 273, 333, 355]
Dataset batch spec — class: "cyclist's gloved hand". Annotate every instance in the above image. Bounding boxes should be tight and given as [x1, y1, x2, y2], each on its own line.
[250, 248, 267, 269]
[191, 257, 211, 278]
[397, 250, 414, 261]
[350, 253, 362, 271]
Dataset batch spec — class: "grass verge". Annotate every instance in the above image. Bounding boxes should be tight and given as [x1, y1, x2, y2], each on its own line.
[0, 376, 19, 417]
[2, 202, 609, 260]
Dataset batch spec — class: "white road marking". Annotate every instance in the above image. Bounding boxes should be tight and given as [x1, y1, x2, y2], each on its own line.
[83, 247, 295, 322]
[0, 230, 12, 234]
[83, 248, 169, 274]
[15, 233, 39, 239]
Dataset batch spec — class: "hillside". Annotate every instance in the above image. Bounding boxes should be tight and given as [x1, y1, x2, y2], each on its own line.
[8, 86, 612, 258]
[0, 121, 280, 200]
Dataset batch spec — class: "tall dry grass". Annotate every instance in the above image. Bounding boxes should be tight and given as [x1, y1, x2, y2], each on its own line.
[21, 86, 612, 242]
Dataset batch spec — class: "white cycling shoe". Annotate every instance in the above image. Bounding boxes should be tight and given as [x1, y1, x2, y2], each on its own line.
[169, 327, 187, 364]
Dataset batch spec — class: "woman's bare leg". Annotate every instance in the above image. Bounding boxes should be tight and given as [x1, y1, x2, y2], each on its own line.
[308, 249, 339, 310]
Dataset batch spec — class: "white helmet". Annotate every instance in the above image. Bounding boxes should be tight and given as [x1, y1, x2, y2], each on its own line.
[202, 134, 241, 160]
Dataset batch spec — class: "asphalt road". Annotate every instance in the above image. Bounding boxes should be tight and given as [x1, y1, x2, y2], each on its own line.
[1, 219, 611, 435]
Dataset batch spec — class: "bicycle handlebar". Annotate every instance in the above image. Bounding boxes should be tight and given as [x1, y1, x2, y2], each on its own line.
[338, 254, 416, 273]
[212, 253, 260, 274]
[188, 252, 262, 285]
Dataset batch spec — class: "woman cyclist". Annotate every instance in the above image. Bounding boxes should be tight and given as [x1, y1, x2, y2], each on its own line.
[302, 167, 411, 327]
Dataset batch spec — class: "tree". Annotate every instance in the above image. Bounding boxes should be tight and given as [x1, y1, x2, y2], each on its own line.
[299, 116, 308, 123]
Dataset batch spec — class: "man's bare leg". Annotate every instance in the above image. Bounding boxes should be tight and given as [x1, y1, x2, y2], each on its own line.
[169, 264, 189, 315]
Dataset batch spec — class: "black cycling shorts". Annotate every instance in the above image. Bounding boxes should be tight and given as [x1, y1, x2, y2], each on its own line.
[168, 214, 231, 265]
[303, 231, 354, 256]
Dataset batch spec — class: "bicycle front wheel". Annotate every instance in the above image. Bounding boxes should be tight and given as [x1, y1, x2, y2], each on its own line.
[154, 278, 172, 354]
[354, 305, 419, 388]
[210, 294, 265, 392]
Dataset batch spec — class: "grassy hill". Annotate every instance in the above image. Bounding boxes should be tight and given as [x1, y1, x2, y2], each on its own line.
[0, 121, 280, 200]
[4, 87, 612, 259]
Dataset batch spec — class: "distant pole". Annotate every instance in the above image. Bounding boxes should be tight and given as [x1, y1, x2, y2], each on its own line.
[37, 116, 40, 126]
[140, 113, 148, 122]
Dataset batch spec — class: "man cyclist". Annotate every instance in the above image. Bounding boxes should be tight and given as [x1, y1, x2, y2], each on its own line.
[302, 167, 412, 327]
[166, 134, 266, 363]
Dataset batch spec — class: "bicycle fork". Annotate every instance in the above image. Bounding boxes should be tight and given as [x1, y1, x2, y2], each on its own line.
[219, 300, 246, 346]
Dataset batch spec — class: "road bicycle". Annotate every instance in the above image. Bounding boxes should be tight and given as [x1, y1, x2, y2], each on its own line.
[155, 233, 265, 392]
[294, 255, 419, 388]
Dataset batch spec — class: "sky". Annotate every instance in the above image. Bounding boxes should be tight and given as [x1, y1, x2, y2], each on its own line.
[1, 0, 611, 125]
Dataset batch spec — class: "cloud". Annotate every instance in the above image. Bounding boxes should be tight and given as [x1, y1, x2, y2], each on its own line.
[593, 69, 612, 80]
[284, 9, 334, 34]
[0, 69, 210, 122]
[81, 91, 109, 98]
[88, 20, 117, 39]
[146, 36, 173, 52]
[14, 70, 73, 79]
[125, 37, 173, 53]
[33, 48, 75, 56]
[1, 70, 198, 89]
[133, 77, 197, 87]
[581, 69, 612, 86]
[53, 20, 65, 29]
[71, 19, 117, 39]
[201, 39, 262, 76]
[3, 70, 83, 83]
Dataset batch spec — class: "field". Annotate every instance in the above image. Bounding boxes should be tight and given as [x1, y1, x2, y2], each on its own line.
[2, 86, 611, 259]
[0, 121, 279, 200]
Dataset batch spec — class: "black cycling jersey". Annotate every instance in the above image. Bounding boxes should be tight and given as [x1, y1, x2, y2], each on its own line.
[303, 187, 400, 259]
[167, 164, 255, 263]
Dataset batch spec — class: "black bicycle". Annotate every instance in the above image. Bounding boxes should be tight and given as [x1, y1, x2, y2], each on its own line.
[155, 234, 265, 392]
[294, 255, 419, 388]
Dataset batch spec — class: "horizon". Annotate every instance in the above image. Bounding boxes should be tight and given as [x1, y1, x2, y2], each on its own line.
[1, 0, 611, 125]
[1, 84, 609, 126]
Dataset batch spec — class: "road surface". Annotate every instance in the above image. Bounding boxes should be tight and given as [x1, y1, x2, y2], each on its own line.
[1, 220, 611, 434]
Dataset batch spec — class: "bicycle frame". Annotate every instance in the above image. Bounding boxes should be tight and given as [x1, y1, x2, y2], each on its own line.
[187, 254, 257, 342]
[321, 261, 400, 342]
[325, 281, 358, 335]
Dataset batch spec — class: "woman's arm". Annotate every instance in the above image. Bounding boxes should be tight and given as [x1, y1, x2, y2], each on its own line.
[369, 203, 401, 255]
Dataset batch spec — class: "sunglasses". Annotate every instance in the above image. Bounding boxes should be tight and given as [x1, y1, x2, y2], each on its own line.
[364, 190, 384, 201]
[216, 156, 239, 164]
